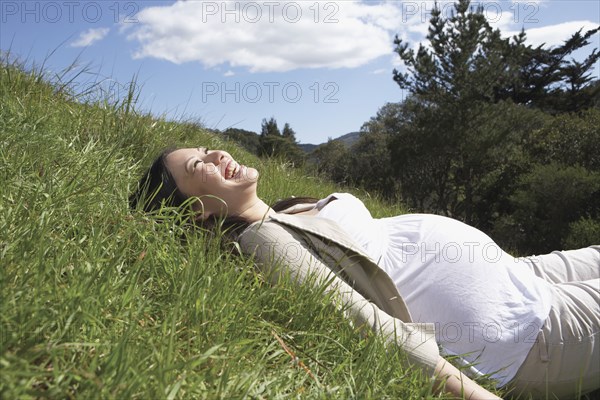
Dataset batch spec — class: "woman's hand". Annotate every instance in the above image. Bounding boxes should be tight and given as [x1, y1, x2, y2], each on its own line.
[433, 357, 502, 399]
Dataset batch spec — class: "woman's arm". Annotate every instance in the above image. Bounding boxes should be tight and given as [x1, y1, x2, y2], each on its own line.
[434, 357, 502, 399]
[239, 221, 501, 398]
[239, 221, 439, 370]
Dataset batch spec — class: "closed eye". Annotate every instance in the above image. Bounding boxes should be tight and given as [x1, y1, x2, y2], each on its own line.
[193, 159, 202, 169]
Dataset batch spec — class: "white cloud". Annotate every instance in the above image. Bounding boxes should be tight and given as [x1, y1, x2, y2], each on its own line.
[127, 0, 405, 72]
[125, 1, 598, 73]
[71, 27, 110, 47]
[504, 20, 599, 47]
[371, 68, 388, 75]
[224, 70, 235, 77]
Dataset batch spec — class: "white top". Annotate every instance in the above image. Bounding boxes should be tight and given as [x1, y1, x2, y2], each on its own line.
[315, 193, 553, 386]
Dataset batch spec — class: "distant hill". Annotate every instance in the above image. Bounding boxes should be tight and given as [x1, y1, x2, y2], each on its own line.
[220, 128, 362, 155]
[299, 131, 361, 153]
[333, 131, 361, 147]
[298, 143, 319, 153]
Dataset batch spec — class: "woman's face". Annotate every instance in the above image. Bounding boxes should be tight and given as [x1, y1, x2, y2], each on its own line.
[165, 147, 259, 218]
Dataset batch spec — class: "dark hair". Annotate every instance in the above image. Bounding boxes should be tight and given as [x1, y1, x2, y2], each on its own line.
[130, 148, 320, 236]
[129, 148, 187, 213]
[271, 196, 319, 212]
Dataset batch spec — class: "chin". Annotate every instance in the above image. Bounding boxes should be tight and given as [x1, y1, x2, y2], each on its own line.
[245, 167, 259, 182]
[241, 165, 259, 182]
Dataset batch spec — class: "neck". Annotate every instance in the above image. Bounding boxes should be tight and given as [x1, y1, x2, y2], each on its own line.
[237, 198, 274, 223]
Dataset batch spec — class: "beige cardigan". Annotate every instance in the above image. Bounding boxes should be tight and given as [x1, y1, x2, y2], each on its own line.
[238, 206, 440, 377]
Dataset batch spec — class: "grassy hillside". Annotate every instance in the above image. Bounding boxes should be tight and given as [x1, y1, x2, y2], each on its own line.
[0, 57, 498, 399]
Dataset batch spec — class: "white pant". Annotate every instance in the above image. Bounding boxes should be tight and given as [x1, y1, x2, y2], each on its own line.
[509, 246, 600, 399]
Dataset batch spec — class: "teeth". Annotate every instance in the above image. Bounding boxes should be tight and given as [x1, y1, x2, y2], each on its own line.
[227, 161, 238, 179]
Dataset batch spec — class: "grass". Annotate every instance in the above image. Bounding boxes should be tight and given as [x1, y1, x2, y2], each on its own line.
[0, 53, 504, 399]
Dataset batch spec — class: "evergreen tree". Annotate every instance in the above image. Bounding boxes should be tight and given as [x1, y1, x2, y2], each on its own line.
[499, 27, 600, 113]
[282, 123, 296, 140]
[259, 117, 304, 165]
[389, 0, 599, 230]
[391, 0, 520, 222]
[259, 117, 282, 157]
[260, 117, 281, 137]
[394, 1, 599, 114]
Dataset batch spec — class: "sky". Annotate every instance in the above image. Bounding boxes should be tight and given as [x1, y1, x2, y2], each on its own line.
[1, 0, 599, 144]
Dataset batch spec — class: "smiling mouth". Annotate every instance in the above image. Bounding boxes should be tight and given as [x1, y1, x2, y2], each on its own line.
[224, 160, 239, 180]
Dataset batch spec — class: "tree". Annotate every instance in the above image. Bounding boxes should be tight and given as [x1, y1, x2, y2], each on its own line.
[391, 1, 518, 221]
[259, 117, 304, 165]
[389, 0, 599, 229]
[509, 27, 600, 113]
[282, 123, 296, 140]
[394, 2, 600, 114]
[261, 117, 281, 137]
[352, 103, 405, 199]
[259, 117, 283, 157]
[222, 128, 260, 155]
[349, 131, 399, 199]
[529, 108, 600, 171]
[311, 139, 350, 183]
[494, 108, 600, 253]
[259, 117, 280, 157]
[502, 164, 600, 253]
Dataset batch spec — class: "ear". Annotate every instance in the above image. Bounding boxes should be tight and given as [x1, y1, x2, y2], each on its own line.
[194, 210, 213, 222]
[189, 195, 226, 222]
[188, 197, 210, 222]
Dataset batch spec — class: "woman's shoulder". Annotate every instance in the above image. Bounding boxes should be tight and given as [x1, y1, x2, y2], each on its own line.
[237, 215, 312, 251]
[238, 217, 285, 242]
[316, 192, 362, 207]
[325, 192, 359, 201]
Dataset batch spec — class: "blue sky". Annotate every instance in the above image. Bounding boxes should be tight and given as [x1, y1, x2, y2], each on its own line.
[1, 0, 598, 144]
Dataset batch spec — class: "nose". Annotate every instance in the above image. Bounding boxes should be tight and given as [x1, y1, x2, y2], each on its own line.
[206, 150, 230, 165]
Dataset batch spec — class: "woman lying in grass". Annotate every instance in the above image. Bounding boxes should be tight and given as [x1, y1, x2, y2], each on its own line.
[130, 147, 600, 399]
